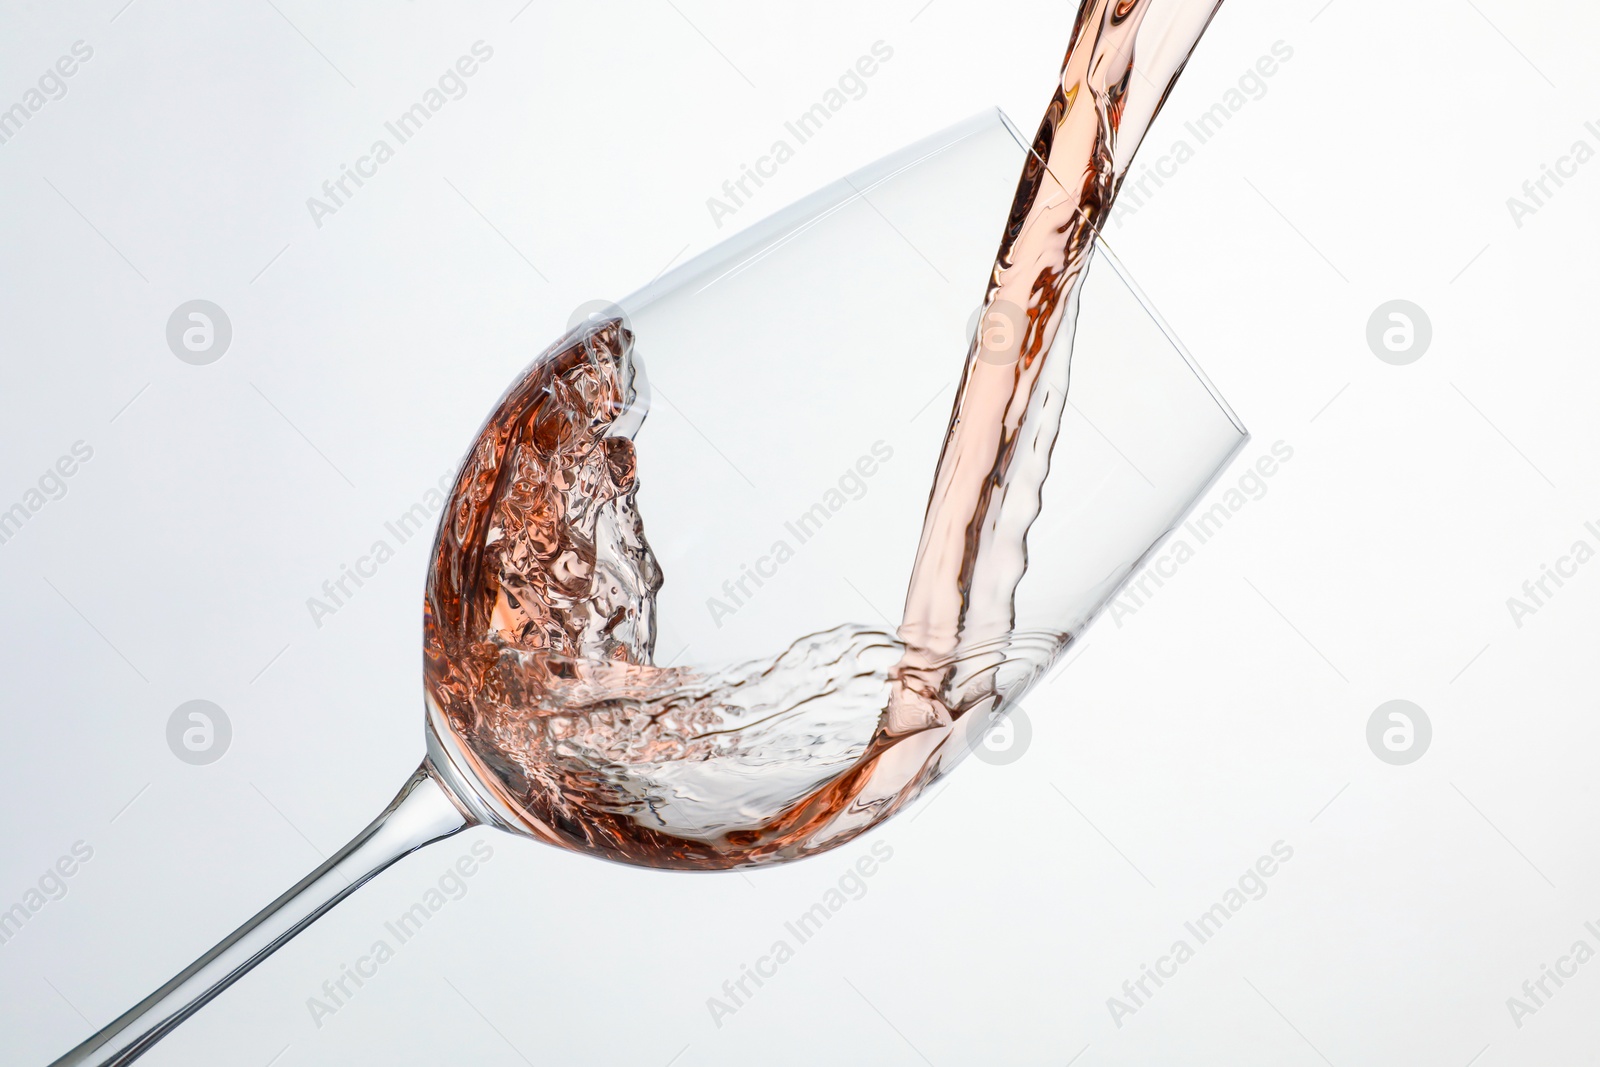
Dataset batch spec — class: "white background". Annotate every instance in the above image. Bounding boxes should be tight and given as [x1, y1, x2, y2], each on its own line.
[3, 0, 1599, 1064]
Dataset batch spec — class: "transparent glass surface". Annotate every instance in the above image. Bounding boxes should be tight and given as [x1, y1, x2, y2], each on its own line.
[422, 109, 1249, 869]
[630, 114, 1245, 660]
[50, 109, 1246, 1066]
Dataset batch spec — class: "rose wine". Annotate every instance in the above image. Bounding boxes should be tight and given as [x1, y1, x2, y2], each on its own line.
[425, 0, 1225, 870]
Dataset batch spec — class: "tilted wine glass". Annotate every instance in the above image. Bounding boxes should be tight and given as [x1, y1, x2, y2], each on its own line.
[48, 109, 1245, 1066]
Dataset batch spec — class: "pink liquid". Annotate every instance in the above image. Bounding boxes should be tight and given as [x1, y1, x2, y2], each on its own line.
[424, 0, 1225, 869]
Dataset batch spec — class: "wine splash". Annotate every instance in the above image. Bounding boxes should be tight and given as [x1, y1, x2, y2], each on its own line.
[43, 7, 1246, 1064]
[425, 0, 1228, 869]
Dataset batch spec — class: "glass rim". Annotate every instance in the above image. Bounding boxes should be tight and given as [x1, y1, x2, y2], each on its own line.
[622, 106, 1247, 440]
[994, 106, 1248, 438]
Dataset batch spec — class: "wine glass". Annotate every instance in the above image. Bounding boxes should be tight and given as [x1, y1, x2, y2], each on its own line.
[48, 108, 1246, 1066]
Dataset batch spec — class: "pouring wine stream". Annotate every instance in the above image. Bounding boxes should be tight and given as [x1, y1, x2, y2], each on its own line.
[48, 1, 1228, 1062]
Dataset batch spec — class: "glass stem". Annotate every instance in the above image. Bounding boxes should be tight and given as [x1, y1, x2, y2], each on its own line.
[47, 762, 474, 1067]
